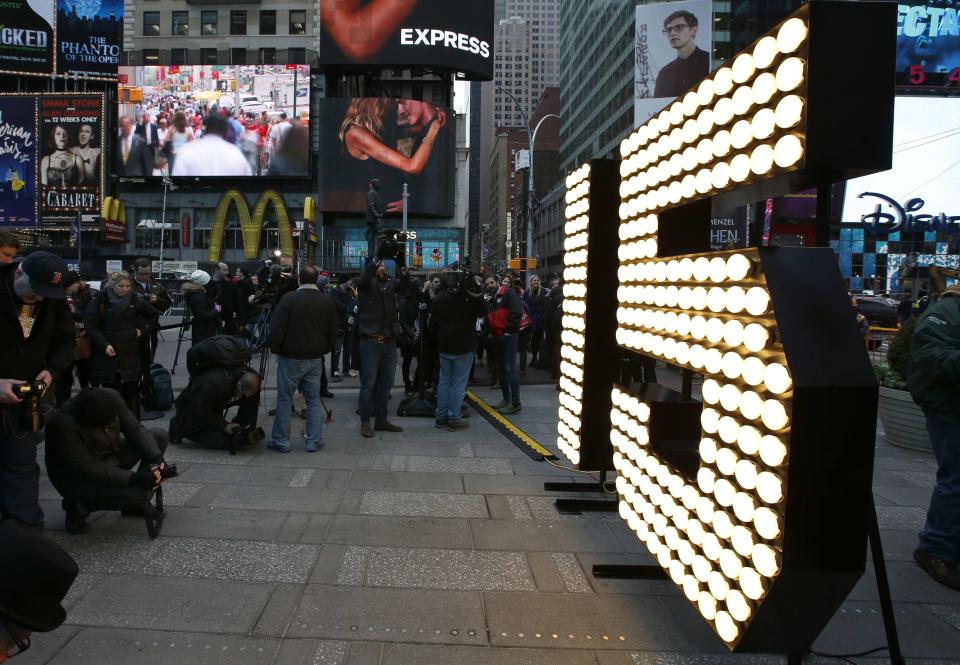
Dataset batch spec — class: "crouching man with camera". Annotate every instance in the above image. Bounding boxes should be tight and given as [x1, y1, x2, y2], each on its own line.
[169, 364, 262, 452]
[0, 252, 76, 532]
[44, 388, 175, 534]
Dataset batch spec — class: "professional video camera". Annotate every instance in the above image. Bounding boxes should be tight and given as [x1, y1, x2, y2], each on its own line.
[16, 380, 47, 432]
[252, 257, 294, 306]
[443, 269, 484, 299]
[375, 228, 408, 267]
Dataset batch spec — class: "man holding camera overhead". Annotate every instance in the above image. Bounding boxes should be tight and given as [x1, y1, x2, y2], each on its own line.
[0, 252, 76, 531]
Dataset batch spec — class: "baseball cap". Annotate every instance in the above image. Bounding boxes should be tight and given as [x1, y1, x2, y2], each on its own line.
[20, 251, 69, 300]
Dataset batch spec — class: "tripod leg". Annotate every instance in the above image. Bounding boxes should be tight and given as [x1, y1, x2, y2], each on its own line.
[868, 498, 905, 665]
[171, 315, 189, 375]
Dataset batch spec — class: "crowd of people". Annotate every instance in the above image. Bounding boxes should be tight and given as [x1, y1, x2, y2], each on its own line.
[117, 102, 308, 177]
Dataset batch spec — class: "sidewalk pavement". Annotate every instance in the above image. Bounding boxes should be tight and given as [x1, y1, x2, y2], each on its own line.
[21, 332, 960, 665]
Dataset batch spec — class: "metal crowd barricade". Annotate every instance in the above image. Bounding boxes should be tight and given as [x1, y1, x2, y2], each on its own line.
[865, 326, 898, 367]
[165, 290, 186, 318]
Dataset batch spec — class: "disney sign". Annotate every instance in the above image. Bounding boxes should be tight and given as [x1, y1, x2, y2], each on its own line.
[858, 192, 960, 245]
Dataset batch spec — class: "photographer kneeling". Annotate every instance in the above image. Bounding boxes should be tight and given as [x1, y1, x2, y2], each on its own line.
[429, 271, 487, 430]
[169, 364, 262, 452]
[44, 388, 173, 534]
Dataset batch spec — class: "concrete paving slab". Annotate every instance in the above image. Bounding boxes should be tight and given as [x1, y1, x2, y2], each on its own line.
[379, 643, 601, 665]
[15, 625, 80, 665]
[308, 640, 349, 665]
[357, 491, 488, 518]
[345, 470, 464, 493]
[874, 484, 935, 508]
[375, 455, 515, 475]
[209, 486, 343, 513]
[470, 519, 628, 553]
[287, 586, 487, 645]
[165, 446, 256, 465]
[251, 451, 372, 470]
[461, 474, 586, 495]
[253, 583, 306, 636]
[95, 506, 288, 541]
[319, 514, 473, 549]
[177, 463, 309, 485]
[336, 545, 537, 591]
[67, 575, 273, 634]
[148, 537, 319, 583]
[483, 592, 692, 651]
[876, 505, 929, 530]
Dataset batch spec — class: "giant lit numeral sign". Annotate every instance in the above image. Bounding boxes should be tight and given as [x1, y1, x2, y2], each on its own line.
[607, 2, 895, 655]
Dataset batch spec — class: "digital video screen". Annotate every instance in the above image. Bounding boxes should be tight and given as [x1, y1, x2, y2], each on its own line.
[116, 65, 310, 178]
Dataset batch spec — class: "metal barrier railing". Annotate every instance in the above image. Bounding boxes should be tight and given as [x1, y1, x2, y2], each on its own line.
[865, 326, 898, 367]
[166, 290, 186, 318]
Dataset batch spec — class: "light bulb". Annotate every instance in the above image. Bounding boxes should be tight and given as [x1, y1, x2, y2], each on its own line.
[707, 288, 726, 313]
[715, 445, 738, 475]
[696, 496, 715, 524]
[714, 97, 734, 126]
[718, 416, 740, 445]
[714, 67, 734, 95]
[743, 323, 769, 352]
[705, 348, 724, 374]
[689, 344, 706, 369]
[727, 589, 752, 624]
[721, 352, 743, 381]
[702, 532, 723, 561]
[735, 460, 759, 491]
[720, 549, 743, 579]
[756, 472, 784, 504]
[712, 161, 731, 190]
[719, 383, 741, 412]
[732, 85, 754, 116]
[741, 358, 766, 387]
[724, 319, 745, 347]
[708, 571, 731, 602]
[697, 77, 715, 106]
[713, 511, 734, 539]
[730, 154, 751, 183]
[683, 575, 702, 602]
[776, 57, 805, 92]
[713, 130, 732, 157]
[761, 399, 789, 431]
[753, 35, 779, 69]
[701, 408, 720, 434]
[733, 492, 755, 523]
[745, 287, 770, 315]
[693, 257, 711, 282]
[732, 53, 755, 84]
[706, 317, 725, 343]
[731, 525, 755, 558]
[752, 73, 777, 108]
[709, 257, 728, 283]
[740, 567, 765, 600]
[698, 591, 718, 621]
[693, 555, 712, 583]
[774, 134, 804, 168]
[764, 363, 792, 394]
[751, 108, 776, 140]
[724, 287, 746, 315]
[737, 425, 762, 455]
[698, 467, 717, 494]
[775, 95, 804, 129]
[731, 120, 753, 149]
[753, 544, 780, 578]
[777, 17, 808, 54]
[702, 379, 722, 405]
[750, 144, 775, 175]
[759, 435, 787, 467]
[754, 507, 781, 540]
[726, 254, 753, 281]
[699, 437, 719, 464]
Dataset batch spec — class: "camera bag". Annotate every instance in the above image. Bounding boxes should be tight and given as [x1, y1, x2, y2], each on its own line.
[186, 335, 252, 378]
[141, 363, 174, 411]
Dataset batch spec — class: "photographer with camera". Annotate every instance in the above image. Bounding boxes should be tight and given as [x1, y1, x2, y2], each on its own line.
[488, 275, 523, 414]
[0, 251, 75, 531]
[44, 388, 174, 534]
[357, 230, 409, 437]
[428, 271, 486, 430]
[131, 257, 171, 362]
[170, 361, 262, 451]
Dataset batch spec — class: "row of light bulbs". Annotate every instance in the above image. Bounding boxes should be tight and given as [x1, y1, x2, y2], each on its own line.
[614, 253, 756, 284]
[619, 18, 808, 157]
[565, 162, 591, 189]
[617, 283, 771, 317]
[617, 309, 772, 353]
[563, 231, 589, 253]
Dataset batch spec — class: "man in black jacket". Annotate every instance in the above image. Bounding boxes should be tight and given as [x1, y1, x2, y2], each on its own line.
[267, 266, 338, 452]
[330, 277, 356, 378]
[429, 273, 487, 430]
[169, 365, 261, 451]
[0, 252, 75, 532]
[356, 255, 407, 437]
[44, 388, 170, 534]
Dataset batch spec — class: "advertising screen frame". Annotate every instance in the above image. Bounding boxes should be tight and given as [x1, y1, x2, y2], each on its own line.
[319, 0, 494, 81]
[0, 94, 40, 227]
[116, 65, 313, 181]
[895, 1, 960, 91]
[317, 97, 457, 218]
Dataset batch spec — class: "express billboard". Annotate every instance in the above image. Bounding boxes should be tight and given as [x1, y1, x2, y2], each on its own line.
[318, 97, 455, 217]
[319, 0, 494, 80]
[896, 2, 960, 89]
[634, 0, 712, 125]
[116, 65, 311, 178]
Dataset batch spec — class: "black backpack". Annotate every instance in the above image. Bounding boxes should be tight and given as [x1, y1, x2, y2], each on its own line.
[141, 363, 174, 411]
[186, 335, 252, 378]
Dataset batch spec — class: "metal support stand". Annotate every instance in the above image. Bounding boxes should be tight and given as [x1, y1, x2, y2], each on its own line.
[544, 470, 608, 493]
[592, 564, 668, 580]
[170, 312, 191, 375]
[867, 496, 905, 665]
[554, 498, 618, 513]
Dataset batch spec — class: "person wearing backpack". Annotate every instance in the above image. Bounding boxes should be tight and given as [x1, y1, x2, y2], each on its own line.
[487, 275, 522, 414]
[168, 336, 261, 451]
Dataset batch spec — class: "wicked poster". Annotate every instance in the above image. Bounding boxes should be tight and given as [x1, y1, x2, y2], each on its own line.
[0, 0, 55, 76]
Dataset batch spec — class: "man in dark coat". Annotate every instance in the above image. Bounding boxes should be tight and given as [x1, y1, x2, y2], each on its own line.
[182, 270, 221, 345]
[44, 388, 170, 534]
[0, 252, 75, 531]
[131, 257, 171, 362]
[169, 366, 261, 451]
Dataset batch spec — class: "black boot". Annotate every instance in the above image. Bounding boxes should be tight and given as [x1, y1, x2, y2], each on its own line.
[63, 500, 90, 535]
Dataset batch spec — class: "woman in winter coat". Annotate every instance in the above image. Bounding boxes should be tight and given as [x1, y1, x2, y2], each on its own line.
[84, 271, 159, 417]
[182, 269, 221, 345]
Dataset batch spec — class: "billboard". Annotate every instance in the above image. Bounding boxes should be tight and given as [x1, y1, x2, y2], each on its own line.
[318, 98, 455, 217]
[634, 0, 712, 126]
[0, 0, 55, 76]
[116, 65, 311, 178]
[896, 2, 960, 89]
[319, 0, 494, 81]
[842, 97, 960, 243]
[56, 0, 123, 78]
[0, 96, 38, 226]
[38, 94, 105, 224]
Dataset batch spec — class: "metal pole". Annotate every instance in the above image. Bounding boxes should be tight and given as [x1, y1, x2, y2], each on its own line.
[159, 178, 169, 270]
[293, 68, 297, 118]
[402, 182, 408, 233]
[528, 113, 559, 267]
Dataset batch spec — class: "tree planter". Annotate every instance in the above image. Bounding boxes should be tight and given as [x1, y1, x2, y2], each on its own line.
[878, 386, 933, 452]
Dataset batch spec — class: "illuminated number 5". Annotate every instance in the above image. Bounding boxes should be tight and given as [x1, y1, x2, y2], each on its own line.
[909, 65, 925, 85]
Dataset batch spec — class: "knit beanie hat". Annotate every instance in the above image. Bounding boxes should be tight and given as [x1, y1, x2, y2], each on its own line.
[68, 388, 123, 427]
[189, 270, 210, 286]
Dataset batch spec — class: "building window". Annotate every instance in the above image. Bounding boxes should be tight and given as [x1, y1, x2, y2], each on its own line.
[143, 11, 160, 36]
[287, 47, 306, 64]
[171, 11, 188, 36]
[143, 49, 159, 65]
[259, 48, 277, 65]
[432, 87, 445, 104]
[259, 10, 276, 35]
[231, 48, 246, 65]
[230, 10, 246, 35]
[200, 48, 217, 65]
[170, 48, 187, 65]
[201, 10, 218, 36]
[289, 10, 306, 35]
[193, 229, 211, 250]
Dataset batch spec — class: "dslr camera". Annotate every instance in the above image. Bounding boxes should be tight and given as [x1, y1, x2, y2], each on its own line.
[375, 228, 408, 266]
[16, 380, 47, 432]
[150, 463, 179, 480]
[229, 424, 265, 455]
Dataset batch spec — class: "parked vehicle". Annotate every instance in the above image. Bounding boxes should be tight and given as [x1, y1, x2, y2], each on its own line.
[854, 296, 898, 328]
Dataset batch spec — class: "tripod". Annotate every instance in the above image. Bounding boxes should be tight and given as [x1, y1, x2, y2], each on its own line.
[171, 311, 192, 375]
[398, 301, 437, 417]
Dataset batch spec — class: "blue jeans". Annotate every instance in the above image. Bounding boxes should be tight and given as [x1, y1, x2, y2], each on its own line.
[436, 352, 473, 420]
[919, 414, 960, 562]
[359, 338, 397, 423]
[272, 356, 325, 451]
[0, 429, 44, 530]
[495, 334, 520, 405]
